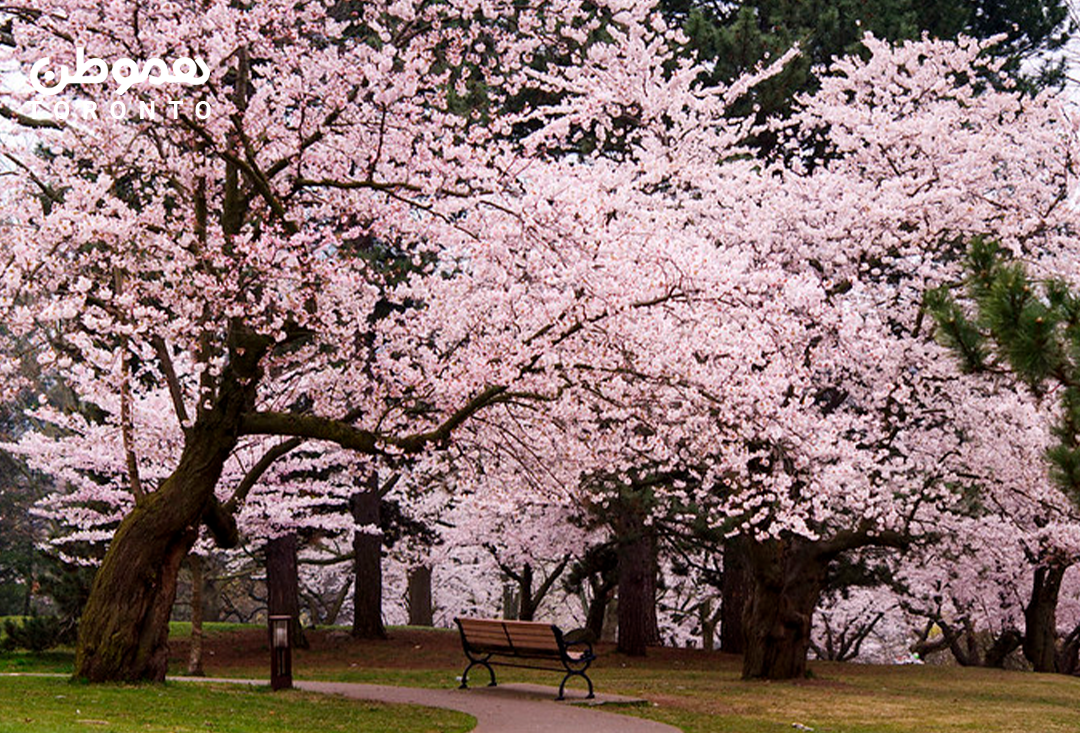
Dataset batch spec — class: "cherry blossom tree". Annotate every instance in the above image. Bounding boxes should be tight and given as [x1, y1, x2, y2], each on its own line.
[7, 0, 792, 681]
[461, 32, 1080, 678]
[0, 0, 602, 681]
[4, 0, 1078, 687]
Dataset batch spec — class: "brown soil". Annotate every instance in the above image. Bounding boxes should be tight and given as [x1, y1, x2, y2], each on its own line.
[167, 626, 742, 677]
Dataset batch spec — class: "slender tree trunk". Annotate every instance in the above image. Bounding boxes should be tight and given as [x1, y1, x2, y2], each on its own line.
[502, 581, 520, 620]
[720, 536, 749, 654]
[601, 597, 618, 642]
[617, 529, 656, 656]
[741, 537, 829, 680]
[1024, 562, 1067, 673]
[324, 581, 350, 626]
[699, 598, 719, 652]
[187, 554, 205, 676]
[518, 564, 536, 621]
[350, 476, 386, 639]
[585, 576, 611, 640]
[407, 566, 434, 627]
[267, 533, 308, 649]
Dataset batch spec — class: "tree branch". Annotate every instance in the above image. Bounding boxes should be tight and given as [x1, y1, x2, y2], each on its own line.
[816, 522, 910, 560]
[0, 102, 63, 129]
[240, 385, 509, 454]
[151, 336, 190, 430]
[387, 385, 510, 452]
[238, 411, 379, 451]
[532, 553, 572, 609]
[223, 437, 304, 513]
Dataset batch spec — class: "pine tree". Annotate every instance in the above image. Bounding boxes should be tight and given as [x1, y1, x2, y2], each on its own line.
[664, 0, 1072, 155]
[926, 236, 1080, 672]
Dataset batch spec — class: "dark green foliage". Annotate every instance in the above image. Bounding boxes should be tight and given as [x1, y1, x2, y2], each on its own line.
[926, 237, 1080, 506]
[564, 543, 619, 595]
[1, 615, 71, 652]
[670, 0, 1070, 89]
[0, 453, 41, 617]
[34, 558, 95, 639]
[923, 286, 987, 373]
[664, 0, 1071, 155]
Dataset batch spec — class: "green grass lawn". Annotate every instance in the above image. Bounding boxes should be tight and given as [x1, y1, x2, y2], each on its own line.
[0, 676, 473, 733]
[597, 660, 1080, 733]
[5, 625, 1080, 732]
[169, 620, 261, 638]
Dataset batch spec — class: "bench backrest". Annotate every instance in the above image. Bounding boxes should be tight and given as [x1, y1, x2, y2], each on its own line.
[457, 617, 563, 656]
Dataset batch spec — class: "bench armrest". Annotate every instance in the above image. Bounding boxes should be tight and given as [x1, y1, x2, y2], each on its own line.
[562, 637, 595, 661]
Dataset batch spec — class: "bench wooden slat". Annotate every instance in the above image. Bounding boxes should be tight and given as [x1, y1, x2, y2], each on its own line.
[460, 618, 564, 653]
[461, 629, 510, 642]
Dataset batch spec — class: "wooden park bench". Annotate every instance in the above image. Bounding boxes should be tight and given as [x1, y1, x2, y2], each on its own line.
[454, 617, 596, 700]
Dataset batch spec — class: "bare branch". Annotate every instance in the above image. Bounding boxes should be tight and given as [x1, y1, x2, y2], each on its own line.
[0, 102, 63, 129]
[151, 336, 190, 429]
[223, 437, 304, 513]
[238, 385, 511, 454]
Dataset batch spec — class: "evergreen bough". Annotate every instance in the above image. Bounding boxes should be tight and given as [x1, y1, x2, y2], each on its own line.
[926, 236, 1080, 505]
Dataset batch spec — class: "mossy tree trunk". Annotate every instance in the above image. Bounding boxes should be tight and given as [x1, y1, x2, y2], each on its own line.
[73, 330, 268, 683]
[74, 430, 231, 682]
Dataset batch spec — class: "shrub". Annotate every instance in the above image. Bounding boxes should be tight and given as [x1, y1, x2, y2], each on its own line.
[2, 616, 69, 652]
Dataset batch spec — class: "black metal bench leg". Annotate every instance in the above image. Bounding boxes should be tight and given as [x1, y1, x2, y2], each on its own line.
[557, 670, 594, 700]
[460, 658, 496, 689]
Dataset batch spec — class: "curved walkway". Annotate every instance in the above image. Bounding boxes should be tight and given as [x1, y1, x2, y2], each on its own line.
[180, 677, 681, 733]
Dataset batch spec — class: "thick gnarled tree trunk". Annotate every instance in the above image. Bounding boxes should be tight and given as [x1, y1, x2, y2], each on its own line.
[740, 527, 907, 680]
[73, 331, 267, 683]
[74, 428, 232, 681]
[741, 537, 829, 680]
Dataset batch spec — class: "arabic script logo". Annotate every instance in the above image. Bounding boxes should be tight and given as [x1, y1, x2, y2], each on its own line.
[30, 46, 210, 96]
